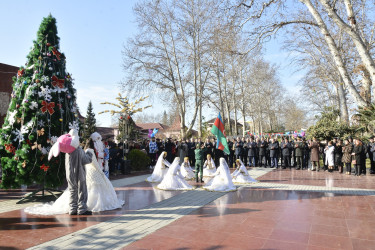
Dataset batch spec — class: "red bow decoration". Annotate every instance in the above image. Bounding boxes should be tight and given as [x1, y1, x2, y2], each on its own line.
[40, 100, 55, 115]
[17, 69, 24, 77]
[51, 47, 62, 60]
[5, 143, 16, 154]
[51, 75, 65, 88]
[40, 164, 50, 172]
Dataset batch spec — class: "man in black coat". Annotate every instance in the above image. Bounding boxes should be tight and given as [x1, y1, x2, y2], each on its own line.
[281, 138, 292, 169]
[294, 137, 304, 170]
[188, 138, 196, 167]
[242, 137, 248, 166]
[226, 138, 234, 168]
[234, 137, 243, 160]
[248, 137, 257, 167]
[269, 138, 279, 168]
[369, 136, 375, 174]
[258, 137, 267, 167]
[302, 138, 310, 170]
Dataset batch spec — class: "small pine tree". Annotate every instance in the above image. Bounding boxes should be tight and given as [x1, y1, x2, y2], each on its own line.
[0, 15, 79, 189]
[83, 101, 96, 142]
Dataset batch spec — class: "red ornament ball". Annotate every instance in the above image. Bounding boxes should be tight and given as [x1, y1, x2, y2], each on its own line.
[127, 115, 131, 120]
[46, 43, 51, 47]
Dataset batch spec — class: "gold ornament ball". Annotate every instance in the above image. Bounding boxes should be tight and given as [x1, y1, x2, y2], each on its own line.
[59, 118, 63, 122]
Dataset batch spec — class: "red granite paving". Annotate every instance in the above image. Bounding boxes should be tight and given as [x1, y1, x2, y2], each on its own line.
[0, 171, 150, 202]
[2, 169, 375, 250]
[124, 187, 375, 250]
[0, 181, 183, 249]
[257, 168, 375, 189]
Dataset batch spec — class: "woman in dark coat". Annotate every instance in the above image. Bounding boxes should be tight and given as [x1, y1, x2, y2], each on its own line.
[352, 139, 365, 176]
[342, 139, 353, 175]
[335, 139, 343, 173]
[309, 138, 320, 171]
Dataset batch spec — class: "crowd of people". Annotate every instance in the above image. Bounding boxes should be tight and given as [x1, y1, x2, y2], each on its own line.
[139, 136, 375, 176]
[103, 135, 375, 177]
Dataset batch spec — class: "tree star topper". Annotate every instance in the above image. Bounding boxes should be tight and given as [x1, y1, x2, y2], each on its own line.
[99, 93, 152, 116]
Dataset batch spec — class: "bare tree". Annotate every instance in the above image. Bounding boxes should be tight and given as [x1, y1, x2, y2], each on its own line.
[234, 0, 375, 109]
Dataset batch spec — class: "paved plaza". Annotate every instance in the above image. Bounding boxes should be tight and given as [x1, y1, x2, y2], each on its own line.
[1, 168, 375, 250]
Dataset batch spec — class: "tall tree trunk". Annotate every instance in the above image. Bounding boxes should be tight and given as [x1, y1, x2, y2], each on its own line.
[319, 0, 375, 86]
[336, 80, 349, 124]
[300, 0, 368, 107]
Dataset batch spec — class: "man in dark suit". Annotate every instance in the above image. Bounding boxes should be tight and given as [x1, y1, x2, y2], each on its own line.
[234, 137, 243, 160]
[258, 137, 267, 167]
[281, 138, 292, 169]
[188, 138, 196, 167]
[269, 138, 279, 168]
[248, 137, 257, 167]
[294, 136, 303, 170]
[225, 138, 234, 168]
[368, 136, 375, 174]
[242, 137, 248, 166]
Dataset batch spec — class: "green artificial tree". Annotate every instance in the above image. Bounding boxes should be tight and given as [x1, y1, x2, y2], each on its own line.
[0, 15, 79, 189]
[83, 101, 96, 142]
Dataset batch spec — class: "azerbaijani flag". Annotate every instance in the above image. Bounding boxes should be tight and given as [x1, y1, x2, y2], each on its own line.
[211, 112, 230, 155]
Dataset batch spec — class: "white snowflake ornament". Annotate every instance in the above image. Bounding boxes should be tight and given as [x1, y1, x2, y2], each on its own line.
[38, 86, 52, 101]
[69, 120, 80, 131]
[29, 101, 38, 110]
[8, 110, 18, 125]
[38, 120, 45, 127]
[12, 129, 24, 142]
[41, 75, 49, 83]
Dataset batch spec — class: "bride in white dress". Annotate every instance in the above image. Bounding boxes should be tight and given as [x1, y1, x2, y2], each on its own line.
[180, 157, 195, 180]
[203, 154, 216, 177]
[157, 157, 193, 191]
[146, 151, 171, 182]
[232, 159, 257, 184]
[24, 148, 124, 215]
[204, 158, 236, 192]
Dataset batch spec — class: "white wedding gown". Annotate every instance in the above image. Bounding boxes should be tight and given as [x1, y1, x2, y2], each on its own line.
[204, 158, 237, 192]
[180, 161, 195, 180]
[146, 152, 171, 183]
[232, 159, 257, 184]
[203, 158, 217, 177]
[157, 157, 193, 191]
[24, 149, 124, 215]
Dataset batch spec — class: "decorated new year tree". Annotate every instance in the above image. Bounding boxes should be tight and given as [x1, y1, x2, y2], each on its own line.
[0, 15, 79, 189]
